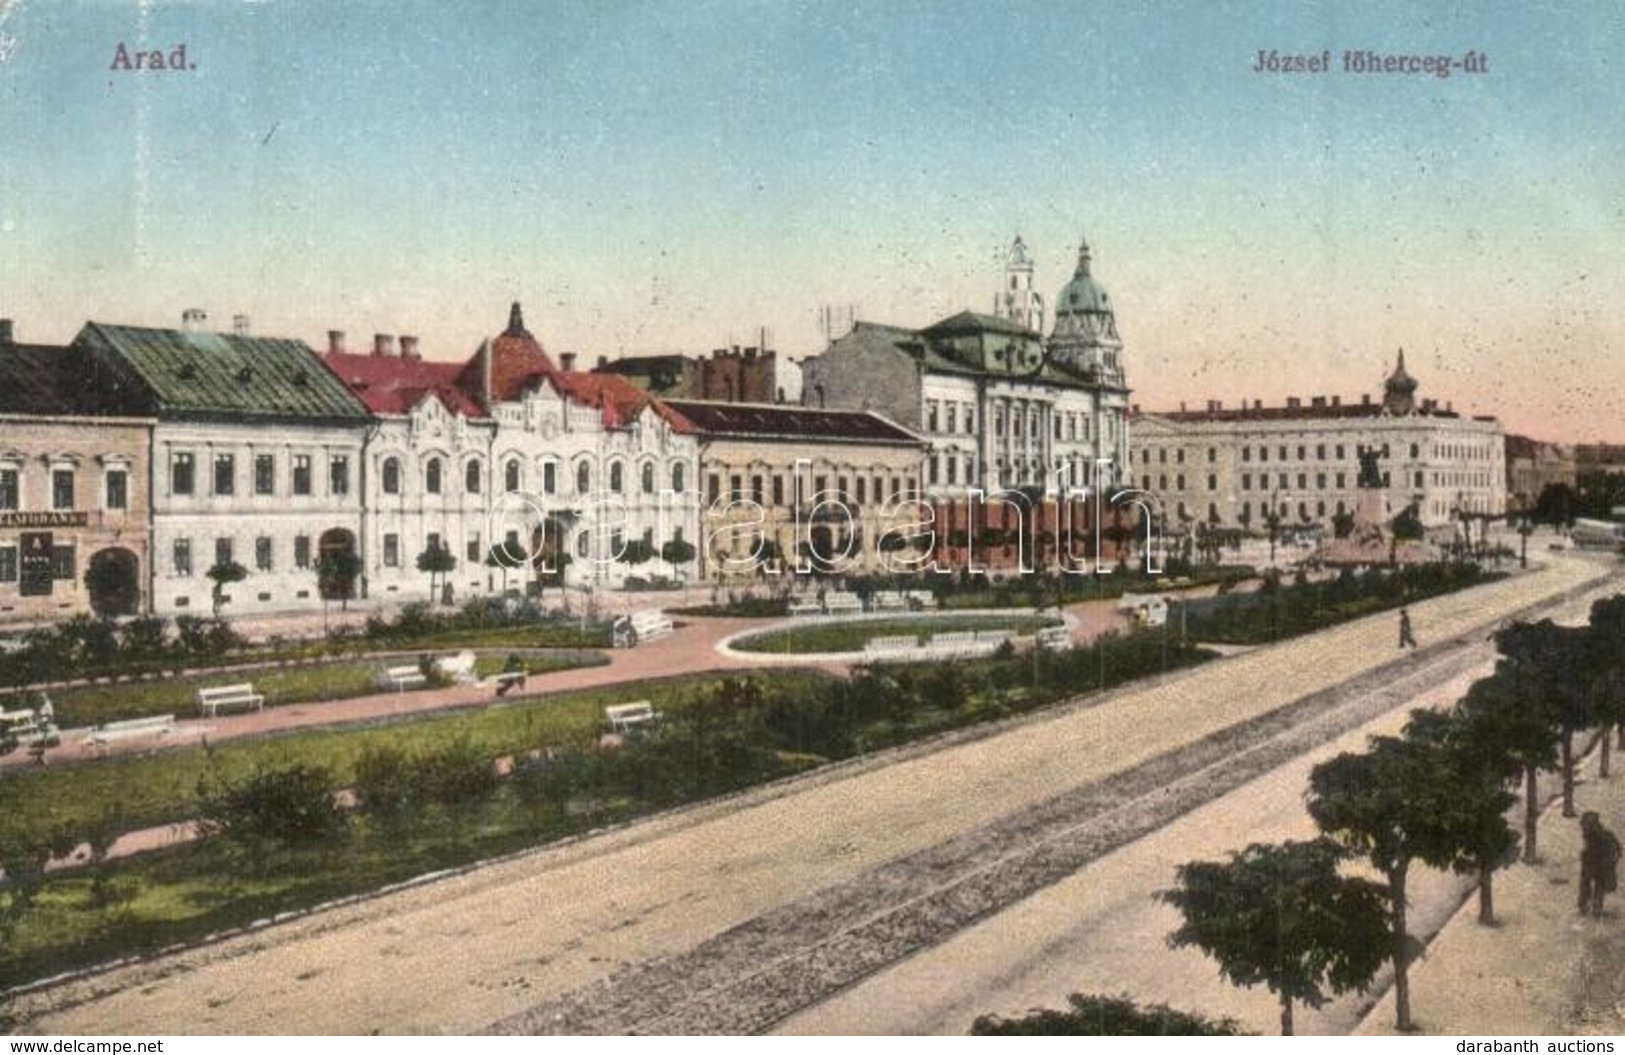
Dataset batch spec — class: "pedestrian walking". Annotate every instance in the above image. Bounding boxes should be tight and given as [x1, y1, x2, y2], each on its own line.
[1398, 607, 1417, 650]
[1579, 811, 1622, 918]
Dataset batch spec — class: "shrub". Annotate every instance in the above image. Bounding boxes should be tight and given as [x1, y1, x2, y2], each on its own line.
[971, 994, 1243, 1036]
[352, 743, 416, 816]
[196, 761, 348, 851]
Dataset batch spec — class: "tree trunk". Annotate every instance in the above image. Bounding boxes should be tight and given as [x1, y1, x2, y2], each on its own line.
[1392, 862, 1413, 1031]
[1524, 764, 1540, 863]
[1279, 991, 1294, 1037]
[1603, 730, 1613, 780]
[1616, 721, 1624, 751]
[1478, 859, 1496, 925]
[1562, 728, 1576, 818]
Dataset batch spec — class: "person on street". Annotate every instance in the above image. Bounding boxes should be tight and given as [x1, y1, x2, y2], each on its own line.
[1398, 607, 1418, 650]
[1579, 811, 1622, 918]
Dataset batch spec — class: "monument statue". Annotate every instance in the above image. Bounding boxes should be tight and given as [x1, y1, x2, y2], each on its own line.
[1355, 444, 1390, 490]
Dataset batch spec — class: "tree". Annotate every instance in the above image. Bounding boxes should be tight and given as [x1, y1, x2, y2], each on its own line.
[1159, 839, 1389, 1035]
[1307, 735, 1474, 1032]
[970, 993, 1243, 1036]
[1401, 707, 1520, 924]
[315, 548, 363, 611]
[1584, 596, 1625, 777]
[485, 542, 525, 596]
[415, 543, 457, 605]
[662, 534, 697, 568]
[1495, 619, 1590, 818]
[1458, 661, 1561, 864]
[616, 538, 656, 570]
[1531, 482, 1576, 528]
[1390, 502, 1424, 542]
[204, 559, 248, 618]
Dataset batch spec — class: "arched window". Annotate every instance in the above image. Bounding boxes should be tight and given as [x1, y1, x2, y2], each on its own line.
[576, 462, 590, 494]
[381, 457, 401, 495]
[641, 462, 654, 494]
[465, 459, 482, 494]
[671, 463, 686, 493]
[1410, 442, 1420, 459]
[425, 457, 442, 495]
[575, 531, 589, 558]
[504, 459, 521, 493]
[609, 461, 623, 493]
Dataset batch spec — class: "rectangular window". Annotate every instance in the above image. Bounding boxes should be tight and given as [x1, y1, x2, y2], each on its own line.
[946, 406, 957, 433]
[294, 535, 311, 569]
[965, 408, 976, 433]
[1316, 444, 1326, 460]
[173, 539, 192, 577]
[467, 533, 481, 564]
[1207, 474, 1217, 491]
[105, 470, 128, 510]
[52, 469, 74, 510]
[1297, 473, 1307, 489]
[255, 536, 273, 571]
[51, 545, 74, 580]
[0, 469, 16, 511]
[213, 453, 235, 496]
[426, 532, 441, 556]
[330, 455, 350, 496]
[729, 474, 743, 500]
[383, 533, 400, 567]
[171, 452, 195, 495]
[0, 545, 15, 582]
[751, 475, 765, 504]
[773, 476, 785, 506]
[1336, 472, 1346, 488]
[707, 474, 721, 505]
[1260, 447, 1268, 463]
[292, 455, 312, 496]
[927, 401, 939, 431]
[1336, 444, 1345, 460]
[856, 477, 867, 504]
[1242, 447, 1251, 463]
[1316, 473, 1327, 489]
[542, 461, 557, 494]
[1241, 473, 1252, 490]
[255, 454, 275, 495]
[215, 537, 234, 567]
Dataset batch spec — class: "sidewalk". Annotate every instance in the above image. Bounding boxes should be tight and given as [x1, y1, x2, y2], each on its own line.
[0, 614, 844, 770]
[1357, 741, 1625, 1036]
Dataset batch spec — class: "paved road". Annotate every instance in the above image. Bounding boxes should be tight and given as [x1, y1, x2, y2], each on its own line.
[6, 554, 1615, 1034]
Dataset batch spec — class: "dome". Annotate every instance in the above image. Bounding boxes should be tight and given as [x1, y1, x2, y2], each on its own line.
[1054, 238, 1113, 316]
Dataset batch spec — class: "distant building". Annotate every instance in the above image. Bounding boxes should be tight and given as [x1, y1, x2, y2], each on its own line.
[656, 400, 924, 580]
[594, 344, 802, 404]
[1131, 352, 1505, 531]
[1504, 435, 1575, 513]
[0, 320, 154, 625]
[801, 236, 1131, 499]
[73, 316, 370, 618]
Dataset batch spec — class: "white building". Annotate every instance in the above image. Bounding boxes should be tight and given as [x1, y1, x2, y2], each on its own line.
[325, 305, 701, 603]
[801, 235, 1132, 501]
[75, 319, 371, 617]
[1130, 352, 1506, 531]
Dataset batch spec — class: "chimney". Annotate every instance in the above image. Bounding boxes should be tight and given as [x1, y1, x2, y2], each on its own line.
[1331, 395, 1341, 407]
[596, 355, 608, 370]
[232, 314, 250, 337]
[1311, 396, 1326, 408]
[1361, 393, 1372, 406]
[1286, 396, 1301, 409]
[182, 308, 208, 333]
[1179, 401, 1187, 413]
[560, 352, 577, 372]
[0, 319, 12, 345]
[400, 335, 420, 360]
[328, 330, 346, 355]
[1253, 399, 1263, 410]
[373, 333, 396, 357]
[1205, 399, 1220, 412]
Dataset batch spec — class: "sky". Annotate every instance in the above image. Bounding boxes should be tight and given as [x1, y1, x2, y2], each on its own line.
[1, 1, 1622, 440]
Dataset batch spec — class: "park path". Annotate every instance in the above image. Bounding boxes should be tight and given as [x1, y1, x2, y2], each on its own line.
[4, 554, 1610, 1034]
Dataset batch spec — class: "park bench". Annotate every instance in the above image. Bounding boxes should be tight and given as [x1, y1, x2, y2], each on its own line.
[786, 598, 823, 617]
[823, 591, 863, 615]
[0, 709, 58, 747]
[974, 629, 1013, 646]
[492, 669, 527, 696]
[604, 700, 660, 734]
[862, 634, 919, 661]
[870, 590, 908, 611]
[925, 631, 995, 659]
[1036, 625, 1072, 652]
[377, 665, 428, 692]
[196, 683, 264, 717]
[83, 714, 176, 750]
[628, 609, 674, 645]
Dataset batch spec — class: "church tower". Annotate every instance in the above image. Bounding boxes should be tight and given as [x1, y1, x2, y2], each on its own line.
[995, 235, 1045, 334]
[1048, 235, 1125, 389]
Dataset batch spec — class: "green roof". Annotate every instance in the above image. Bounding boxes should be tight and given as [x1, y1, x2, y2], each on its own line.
[75, 322, 369, 422]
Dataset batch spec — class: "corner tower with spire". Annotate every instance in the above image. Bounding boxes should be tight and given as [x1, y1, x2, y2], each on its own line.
[994, 235, 1045, 334]
[1048, 235, 1126, 390]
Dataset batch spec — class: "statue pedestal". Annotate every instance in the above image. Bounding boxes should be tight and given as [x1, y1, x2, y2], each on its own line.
[1321, 489, 1425, 566]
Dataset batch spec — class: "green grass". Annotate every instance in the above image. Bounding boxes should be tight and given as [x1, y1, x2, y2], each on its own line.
[731, 614, 1060, 654]
[36, 651, 607, 728]
[0, 670, 831, 850]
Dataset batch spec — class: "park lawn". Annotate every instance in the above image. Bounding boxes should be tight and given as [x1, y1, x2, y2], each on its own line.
[0, 669, 833, 850]
[732, 613, 1061, 654]
[43, 651, 608, 728]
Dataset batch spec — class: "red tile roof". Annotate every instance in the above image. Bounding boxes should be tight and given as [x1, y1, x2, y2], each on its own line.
[322, 350, 487, 418]
[553, 371, 650, 428]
